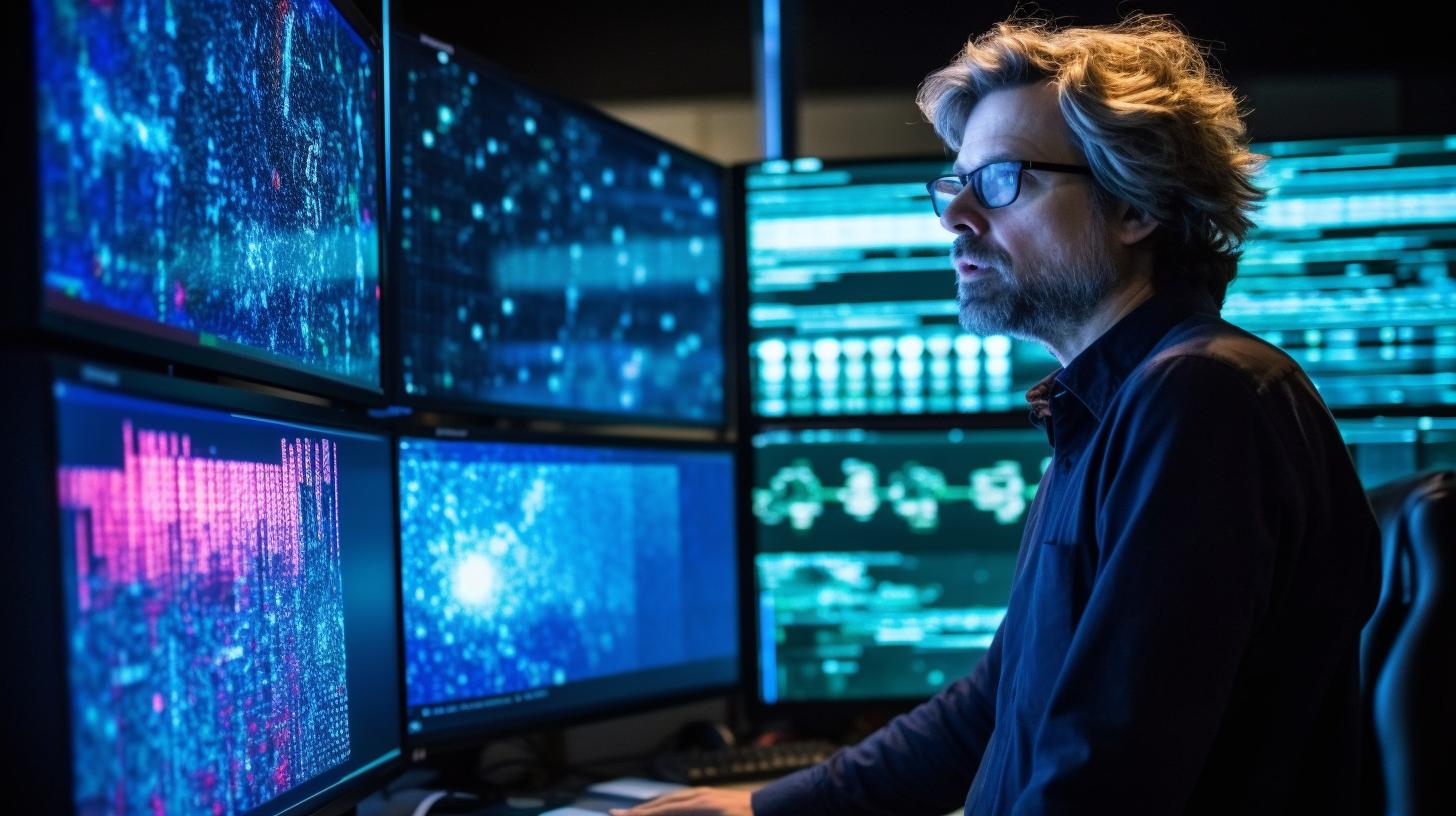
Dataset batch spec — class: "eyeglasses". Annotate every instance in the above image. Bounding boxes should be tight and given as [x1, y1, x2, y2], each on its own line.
[926, 160, 1093, 216]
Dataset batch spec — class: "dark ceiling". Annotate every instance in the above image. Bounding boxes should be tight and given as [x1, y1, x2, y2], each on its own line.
[356, 1, 1455, 102]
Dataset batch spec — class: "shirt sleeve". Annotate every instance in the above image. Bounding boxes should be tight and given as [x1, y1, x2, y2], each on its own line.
[752, 622, 1002, 816]
[1011, 355, 1285, 814]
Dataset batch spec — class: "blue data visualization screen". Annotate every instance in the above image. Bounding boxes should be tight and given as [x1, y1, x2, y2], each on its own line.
[1226, 135, 1456, 410]
[35, 0, 382, 390]
[1337, 416, 1456, 489]
[744, 138, 1456, 419]
[398, 437, 738, 741]
[753, 427, 1050, 702]
[391, 32, 726, 423]
[744, 158, 1059, 419]
[53, 380, 400, 816]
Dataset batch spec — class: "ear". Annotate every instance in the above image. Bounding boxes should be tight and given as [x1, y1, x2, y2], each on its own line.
[1112, 202, 1159, 247]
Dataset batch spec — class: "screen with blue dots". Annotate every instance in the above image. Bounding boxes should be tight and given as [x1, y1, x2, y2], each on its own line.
[397, 436, 738, 742]
[34, 0, 383, 391]
[391, 31, 727, 424]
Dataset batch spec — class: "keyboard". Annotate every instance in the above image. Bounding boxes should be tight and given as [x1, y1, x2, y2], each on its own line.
[651, 740, 840, 785]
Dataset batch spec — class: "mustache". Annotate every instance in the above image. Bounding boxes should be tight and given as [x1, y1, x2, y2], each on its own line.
[950, 235, 1009, 270]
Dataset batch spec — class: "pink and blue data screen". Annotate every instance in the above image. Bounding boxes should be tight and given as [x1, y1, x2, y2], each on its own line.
[34, 0, 382, 389]
[54, 380, 399, 816]
[398, 437, 739, 741]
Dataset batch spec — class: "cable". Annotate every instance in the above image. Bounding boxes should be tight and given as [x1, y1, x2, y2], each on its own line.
[409, 791, 450, 816]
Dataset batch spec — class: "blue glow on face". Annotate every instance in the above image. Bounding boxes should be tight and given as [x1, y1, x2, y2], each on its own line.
[392, 32, 725, 422]
[34, 0, 383, 389]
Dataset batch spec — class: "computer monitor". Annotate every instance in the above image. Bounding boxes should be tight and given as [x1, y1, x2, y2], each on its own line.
[1227, 135, 1456, 411]
[29, 0, 383, 397]
[397, 434, 739, 750]
[1336, 416, 1456, 489]
[739, 158, 1060, 420]
[752, 426, 1051, 703]
[22, 357, 402, 815]
[389, 29, 728, 425]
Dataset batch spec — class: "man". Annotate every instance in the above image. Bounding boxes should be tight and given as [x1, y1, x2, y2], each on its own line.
[615, 14, 1380, 816]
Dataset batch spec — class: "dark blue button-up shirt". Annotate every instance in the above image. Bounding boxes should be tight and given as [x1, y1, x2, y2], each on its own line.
[753, 289, 1381, 815]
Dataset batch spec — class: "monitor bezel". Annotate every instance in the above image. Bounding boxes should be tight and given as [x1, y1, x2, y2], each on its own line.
[11, 351, 406, 816]
[385, 25, 735, 431]
[392, 420, 743, 757]
[18, 0, 393, 405]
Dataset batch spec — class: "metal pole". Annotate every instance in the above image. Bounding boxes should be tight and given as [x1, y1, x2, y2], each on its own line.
[753, 0, 800, 160]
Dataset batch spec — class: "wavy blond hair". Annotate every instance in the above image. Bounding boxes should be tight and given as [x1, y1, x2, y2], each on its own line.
[917, 14, 1266, 305]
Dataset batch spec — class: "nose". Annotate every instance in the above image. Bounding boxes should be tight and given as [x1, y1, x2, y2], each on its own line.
[938, 187, 988, 237]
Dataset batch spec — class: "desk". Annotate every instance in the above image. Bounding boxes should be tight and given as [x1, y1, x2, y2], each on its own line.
[360, 773, 963, 816]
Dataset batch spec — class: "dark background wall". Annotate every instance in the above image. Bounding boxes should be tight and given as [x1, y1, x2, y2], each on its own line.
[358, 1, 1456, 146]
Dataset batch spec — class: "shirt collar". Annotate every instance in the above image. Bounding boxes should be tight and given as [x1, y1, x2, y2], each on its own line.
[1027, 287, 1219, 425]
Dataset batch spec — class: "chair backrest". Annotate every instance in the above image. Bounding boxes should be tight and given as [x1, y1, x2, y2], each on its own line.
[1361, 470, 1456, 816]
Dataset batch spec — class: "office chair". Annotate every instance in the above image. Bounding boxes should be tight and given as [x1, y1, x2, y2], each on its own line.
[1361, 469, 1456, 816]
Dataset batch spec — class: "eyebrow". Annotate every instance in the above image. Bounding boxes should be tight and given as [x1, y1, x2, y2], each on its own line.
[952, 152, 1019, 176]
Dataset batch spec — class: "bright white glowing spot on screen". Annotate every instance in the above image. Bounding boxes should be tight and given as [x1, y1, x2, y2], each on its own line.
[813, 338, 840, 361]
[523, 116, 537, 135]
[983, 335, 1012, 357]
[501, 195, 515, 213]
[452, 553, 498, 608]
[438, 105, 453, 125]
[421, 130, 435, 148]
[955, 334, 982, 358]
[501, 297, 515, 316]
[471, 202, 485, 220]
[436, 50, 449, 65]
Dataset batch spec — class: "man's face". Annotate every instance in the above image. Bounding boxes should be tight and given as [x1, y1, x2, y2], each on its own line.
[940, 82, 1120, 344]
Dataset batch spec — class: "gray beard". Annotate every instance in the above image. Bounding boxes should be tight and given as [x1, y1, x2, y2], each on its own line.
[954, 229, 1119, 346]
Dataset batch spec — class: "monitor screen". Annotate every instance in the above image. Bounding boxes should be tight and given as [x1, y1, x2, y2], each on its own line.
[753, 426, 1051, 702]
[1336, 416, 1456, 489]
[1226, 135, 1456, 411]
[743, 158, 1059, 419]
[53, 378, 400, 816]
[390, 31, 727, 423]
[34, 0, 382, 392]
[398, 436, 738, 744]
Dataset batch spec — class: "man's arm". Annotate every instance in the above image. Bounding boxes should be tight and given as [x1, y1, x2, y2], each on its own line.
[1012, 355, 1284, 814]
[750, 622, 1003, 816]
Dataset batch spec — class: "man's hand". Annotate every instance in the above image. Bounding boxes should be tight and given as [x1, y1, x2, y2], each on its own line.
[606, 787, 753, 815]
